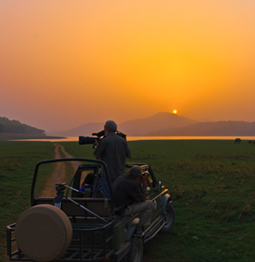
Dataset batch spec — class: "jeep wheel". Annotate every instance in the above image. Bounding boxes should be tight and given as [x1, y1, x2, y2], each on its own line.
[161, 202, 175, 232]
[127, 237, 143, 262]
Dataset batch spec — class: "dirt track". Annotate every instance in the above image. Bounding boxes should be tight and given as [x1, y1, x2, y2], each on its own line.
[40, 143, 80, 197]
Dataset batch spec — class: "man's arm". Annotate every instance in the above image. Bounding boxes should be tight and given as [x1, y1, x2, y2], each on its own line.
[144, 172, 152, 189]
[141, 174, 149, 202]
[126, 143, 131, 159]
[93, 141, 100, 159]
[93, 140, 104, 159]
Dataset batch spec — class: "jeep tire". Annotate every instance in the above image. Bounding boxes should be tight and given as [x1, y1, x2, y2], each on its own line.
[161, 202, 175, 232]
[127, 237, 143, 262]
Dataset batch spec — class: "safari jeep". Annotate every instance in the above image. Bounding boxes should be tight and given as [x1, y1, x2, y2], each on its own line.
[7, 158, 175, 262]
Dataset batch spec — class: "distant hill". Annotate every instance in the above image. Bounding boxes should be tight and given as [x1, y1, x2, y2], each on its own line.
[146, 121, 255, 136]
[47, 113, 255, 137]
[0, 117, 45, 135]
[48, 122, 104, 137]
[118, 112, 197, 136]
[48, 112, 197, 136]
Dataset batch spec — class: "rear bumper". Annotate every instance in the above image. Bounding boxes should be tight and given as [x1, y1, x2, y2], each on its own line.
[6, 222, 116, 262]
[111, 242, 130, 262]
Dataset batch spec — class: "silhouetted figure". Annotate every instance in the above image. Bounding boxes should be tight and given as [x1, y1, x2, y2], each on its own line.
[93, 120, 131, 198]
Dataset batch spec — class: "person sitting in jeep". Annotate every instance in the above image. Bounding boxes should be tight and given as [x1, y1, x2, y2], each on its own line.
[80, 173, 95, 191]
[112, 166, 153, 234]
[80, 173, 103, 197]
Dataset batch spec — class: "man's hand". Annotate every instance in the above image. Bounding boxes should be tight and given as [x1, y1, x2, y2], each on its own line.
[93, 140, 99, 147]
[143, 172, 152, 189]
[141, 173, 148, 183]
[141, 174, 149, 190]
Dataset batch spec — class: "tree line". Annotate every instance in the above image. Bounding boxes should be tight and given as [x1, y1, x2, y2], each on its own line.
[0, 117, 45, 135]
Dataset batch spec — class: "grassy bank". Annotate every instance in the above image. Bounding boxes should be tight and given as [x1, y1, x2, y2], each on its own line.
[0, 142, 55, 262]
[1, 140, 255, 261]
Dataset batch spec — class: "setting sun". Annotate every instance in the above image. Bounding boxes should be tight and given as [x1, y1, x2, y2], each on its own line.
[173, 110, 177, 114]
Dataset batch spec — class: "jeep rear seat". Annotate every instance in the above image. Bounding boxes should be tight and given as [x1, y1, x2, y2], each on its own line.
[34, 198, 112, 218]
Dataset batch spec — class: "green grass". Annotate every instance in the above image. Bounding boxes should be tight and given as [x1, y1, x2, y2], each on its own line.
[60, 140, 255, 261]
[0, 142, 55, 262]
[138, 140, 255, 262]
[1, 140, 255, 261]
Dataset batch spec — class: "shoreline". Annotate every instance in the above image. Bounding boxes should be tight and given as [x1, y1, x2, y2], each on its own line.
[0, 133, 65, 141]
[2, 135, 255, 142]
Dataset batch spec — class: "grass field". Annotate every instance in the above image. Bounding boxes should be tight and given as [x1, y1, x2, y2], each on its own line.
[1, 140, 255, 261]
[0, 142, 55, 262]
[63, 140, 255, 262]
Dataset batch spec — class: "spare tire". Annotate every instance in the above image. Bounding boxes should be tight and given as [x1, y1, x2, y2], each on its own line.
[15, 204, 72, 262]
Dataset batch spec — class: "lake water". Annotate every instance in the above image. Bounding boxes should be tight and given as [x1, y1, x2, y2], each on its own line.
[13, 136, 255, 142]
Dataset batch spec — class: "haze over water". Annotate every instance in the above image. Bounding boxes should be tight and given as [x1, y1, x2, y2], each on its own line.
[13, 136, 255, 142]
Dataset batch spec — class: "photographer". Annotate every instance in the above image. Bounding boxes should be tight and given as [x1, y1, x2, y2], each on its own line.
[112, 166, 153, 235]
[93, 120, 131, 198]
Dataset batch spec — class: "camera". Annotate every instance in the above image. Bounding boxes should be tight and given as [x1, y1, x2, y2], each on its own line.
[143, 171, 149, 176]
[79, 130, 126, 145]
[79, 130, 104, 145]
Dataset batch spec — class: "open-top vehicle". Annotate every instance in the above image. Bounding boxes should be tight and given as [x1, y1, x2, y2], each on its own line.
[7, 158, 175, 262]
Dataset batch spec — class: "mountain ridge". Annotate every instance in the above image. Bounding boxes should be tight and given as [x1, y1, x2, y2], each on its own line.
[48, 112, 197, 136]
[146, 121, 255, 136]
[48, 112, 255, 137]
[118, 112, 197, 136]
[2, 113, 254, 138]
[0, 116, 45, 135]
[48, 122, 104, 137]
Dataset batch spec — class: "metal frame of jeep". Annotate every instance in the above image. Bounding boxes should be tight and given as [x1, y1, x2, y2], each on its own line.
[6, 158, 173, 262]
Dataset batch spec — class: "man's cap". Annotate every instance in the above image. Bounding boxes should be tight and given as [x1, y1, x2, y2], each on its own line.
[127, 166, 142, 177]
[105, 120, 117, 132]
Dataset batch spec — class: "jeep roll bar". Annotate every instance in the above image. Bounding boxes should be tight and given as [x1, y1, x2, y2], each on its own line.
[30, 158, 112, 206]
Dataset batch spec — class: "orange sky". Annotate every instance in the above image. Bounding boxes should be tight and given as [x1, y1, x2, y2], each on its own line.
[1, 0, 255, 132]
